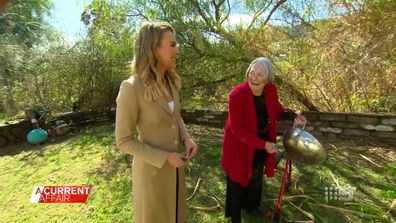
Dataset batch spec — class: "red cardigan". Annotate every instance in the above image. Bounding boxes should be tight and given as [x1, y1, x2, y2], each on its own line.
[221, 81, 284, 187]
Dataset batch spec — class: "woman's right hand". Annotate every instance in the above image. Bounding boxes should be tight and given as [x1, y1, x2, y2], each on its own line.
[265, 142, 277, 154]
[167, 152, 188, 168]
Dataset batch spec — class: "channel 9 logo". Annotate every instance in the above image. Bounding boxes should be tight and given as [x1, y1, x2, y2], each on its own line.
[324, 184, 355, 202]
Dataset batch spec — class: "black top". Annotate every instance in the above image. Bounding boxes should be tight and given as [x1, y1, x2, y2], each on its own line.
[253, 93, 297, 139]
[253, 94, 268, 139]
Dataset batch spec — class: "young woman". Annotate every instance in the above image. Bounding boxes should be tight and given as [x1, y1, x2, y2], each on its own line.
[115, 21, 198, 223]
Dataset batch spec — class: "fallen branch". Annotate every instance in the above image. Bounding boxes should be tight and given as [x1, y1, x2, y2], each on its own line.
[286, 195, 315, 201]
[187, 178, 202, 201]
[187, 178, 221, 212]
[189, 195, 221, 212]
[345, 200, 395, 220]
[344, 202, 364, 206]
[284, 201, 314, 223]
[317, 204, 388, 220]
[385, 199, 396, 216]
[329, 170, 340, 187]
[263, 194, 316, 202]
[328, 143, 338, 150]
[210, 192, 224, 207]
[359, 154, 383, 168]
[386, 153, 396, 162]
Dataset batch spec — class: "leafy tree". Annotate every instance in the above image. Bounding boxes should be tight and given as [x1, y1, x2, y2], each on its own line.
[124, 0, 395, 113]
[0, 0, 53, 116]
[2, 0, 395, 117]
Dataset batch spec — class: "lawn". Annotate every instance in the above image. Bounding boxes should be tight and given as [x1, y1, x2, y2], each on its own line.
[0, 123, 395, 223]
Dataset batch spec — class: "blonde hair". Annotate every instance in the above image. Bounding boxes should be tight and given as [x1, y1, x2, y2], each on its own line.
[245, 57, 275, 83]
[130, 21, 181, 101]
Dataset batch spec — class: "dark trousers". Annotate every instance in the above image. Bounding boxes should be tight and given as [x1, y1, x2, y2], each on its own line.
[225, 150, 267, 223]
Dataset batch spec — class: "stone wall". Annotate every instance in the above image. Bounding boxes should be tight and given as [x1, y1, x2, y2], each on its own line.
[0, 108, 115, 148]
[181, 110, 396, 145]
[0, 108, 395, 148]
[0, 120, 31, 148]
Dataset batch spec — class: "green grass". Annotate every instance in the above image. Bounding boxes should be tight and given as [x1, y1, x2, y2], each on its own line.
[0, 123, 395, 223]
[0, 124, 132, 223]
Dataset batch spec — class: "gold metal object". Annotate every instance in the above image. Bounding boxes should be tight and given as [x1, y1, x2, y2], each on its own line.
[283, 125, 327, 165]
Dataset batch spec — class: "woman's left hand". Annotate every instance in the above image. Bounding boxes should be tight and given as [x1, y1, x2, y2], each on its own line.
[294, 111, 307, 126]
[185, 138, 198, 161]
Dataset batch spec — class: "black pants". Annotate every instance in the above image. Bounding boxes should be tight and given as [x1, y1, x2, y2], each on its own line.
[225, 150, 267, 223]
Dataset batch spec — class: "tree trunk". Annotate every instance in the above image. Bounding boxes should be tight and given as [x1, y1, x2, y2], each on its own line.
[0, 87, 4, 113]
[276, 76, 319, 111]
[0, 59, 18, 116]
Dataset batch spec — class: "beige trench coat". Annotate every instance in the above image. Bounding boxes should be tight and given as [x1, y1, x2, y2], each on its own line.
[115, 76, 190, 223]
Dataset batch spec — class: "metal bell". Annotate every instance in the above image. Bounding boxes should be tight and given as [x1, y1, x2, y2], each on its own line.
[282, 125, 327, 165]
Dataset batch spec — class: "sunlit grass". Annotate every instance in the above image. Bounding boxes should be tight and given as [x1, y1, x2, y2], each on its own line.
[0, 123, 394, 223]
[0, 124, 132, 223]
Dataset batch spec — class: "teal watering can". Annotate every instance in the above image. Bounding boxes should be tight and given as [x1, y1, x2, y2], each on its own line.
[27, 119, 48, 144]
[27, 128, 48, 144]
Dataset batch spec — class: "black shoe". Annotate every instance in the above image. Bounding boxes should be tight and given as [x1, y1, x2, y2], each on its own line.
[246, 208, 263, 218]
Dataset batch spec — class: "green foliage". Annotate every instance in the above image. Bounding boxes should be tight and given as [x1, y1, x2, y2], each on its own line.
[0, 0, 54, 46]
[1, 0, 396, 115]
[1, 0, 135, 113]
[0, 0, 55, 117]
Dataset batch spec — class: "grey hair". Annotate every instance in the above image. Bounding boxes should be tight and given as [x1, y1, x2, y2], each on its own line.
[245, 57, 275, 83]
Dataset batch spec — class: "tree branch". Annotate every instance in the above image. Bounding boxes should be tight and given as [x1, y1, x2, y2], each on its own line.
[189, 74, 239, 88]
[280, 3, 317, 30]
[220, 0, 231, 25]
[248, 0, 273, 29]
[263, 0, 287, 27]
[191, 1, 216, 32]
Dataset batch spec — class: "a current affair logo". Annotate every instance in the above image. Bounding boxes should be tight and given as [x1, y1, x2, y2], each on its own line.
[30, 186, 92, 203]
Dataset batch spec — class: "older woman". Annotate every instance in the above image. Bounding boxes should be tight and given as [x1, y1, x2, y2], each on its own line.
[221, 57, 306, 223]
[115, 21, 198, 223]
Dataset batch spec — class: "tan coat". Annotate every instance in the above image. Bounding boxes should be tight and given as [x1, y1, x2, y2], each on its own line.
[115, 76, 190, 223]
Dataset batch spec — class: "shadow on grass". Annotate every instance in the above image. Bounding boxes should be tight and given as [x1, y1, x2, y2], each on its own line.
[0, 122, 118, 171]
[265, 140, 396, 223]
[67, 123, 134, 222]
[186, 124, 396, 223]
[3, 122, 392, 223]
